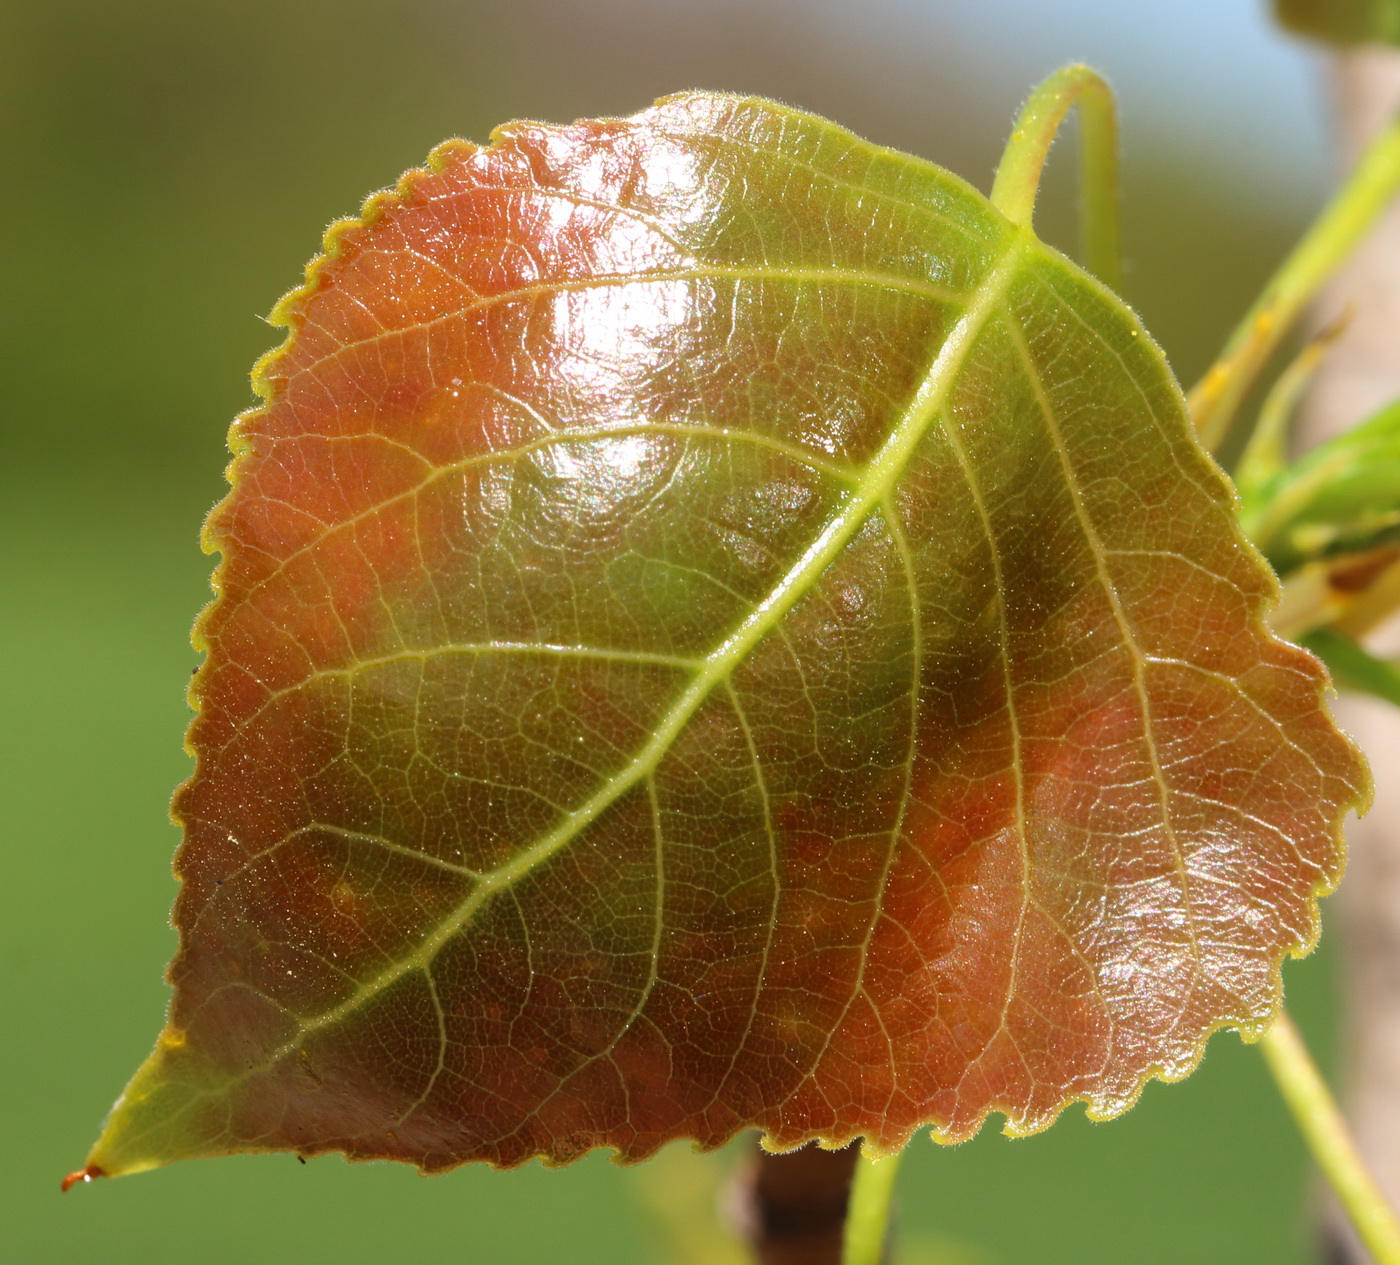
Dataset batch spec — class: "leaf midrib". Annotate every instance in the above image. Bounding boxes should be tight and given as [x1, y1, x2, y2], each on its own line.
[260, 233, 1029, 1055]
[161, 233, 1032, 1120]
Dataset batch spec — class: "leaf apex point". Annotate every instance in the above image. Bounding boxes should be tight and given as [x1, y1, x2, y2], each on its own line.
[60, 1165, 104, 1193]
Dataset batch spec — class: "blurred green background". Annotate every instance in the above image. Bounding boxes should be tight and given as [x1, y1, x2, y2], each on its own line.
[0, 1, 1355, 1261]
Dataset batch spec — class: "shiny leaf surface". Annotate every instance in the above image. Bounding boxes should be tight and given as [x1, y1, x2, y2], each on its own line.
[86, 93, 1367, 1178]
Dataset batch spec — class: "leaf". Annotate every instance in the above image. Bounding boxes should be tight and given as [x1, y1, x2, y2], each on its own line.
[1240, 396, 1400, 575]
[1300, 626, 1400, 708]
[1275, 0, 1400, 45]
[82, 92, 1366, 1180]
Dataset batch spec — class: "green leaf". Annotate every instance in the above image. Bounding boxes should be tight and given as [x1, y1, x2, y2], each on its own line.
[1275, 0, 1400, 45]
[1241, 397, 1400, 574]
[77, 92, 1366, 1182]
[1301, 625, 1400, 706]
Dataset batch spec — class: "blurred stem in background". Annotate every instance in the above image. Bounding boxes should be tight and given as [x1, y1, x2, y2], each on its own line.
[1184, 96, 1400, 452]
[1261, 1012, 1400, 1265]
[841, 1146, 904, 1265]
[1293, 38, 1400, 1265]
[737, 1140, 860, 1265]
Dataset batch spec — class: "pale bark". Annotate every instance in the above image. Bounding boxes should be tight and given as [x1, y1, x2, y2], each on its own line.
[1296, 44, 1400, 1265]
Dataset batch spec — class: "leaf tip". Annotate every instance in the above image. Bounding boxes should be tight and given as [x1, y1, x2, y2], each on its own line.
[60, 1165, 105, 1193]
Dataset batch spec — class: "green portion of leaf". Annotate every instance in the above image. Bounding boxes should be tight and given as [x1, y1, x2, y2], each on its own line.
[1275, 0, 1400, 45]
[1240, 397, 1400, 574]
[1301, 626, 1400, 706]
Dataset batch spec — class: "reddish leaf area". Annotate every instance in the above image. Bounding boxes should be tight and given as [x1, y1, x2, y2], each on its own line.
[60, 1166, 104, 1193]
[86, 93, 1366, 1179]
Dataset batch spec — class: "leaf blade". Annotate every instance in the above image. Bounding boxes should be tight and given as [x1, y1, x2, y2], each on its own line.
[86, 92, 1367, 1179]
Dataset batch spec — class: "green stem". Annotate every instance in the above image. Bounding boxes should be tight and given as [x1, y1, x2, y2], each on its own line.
[1259, 1007, 1400, 1265]
[1235, 316, 1347, 539]
[841, 1141, 904, 1265]
[1187, 112, 1400, 453]
[990, 63, 1122, 290]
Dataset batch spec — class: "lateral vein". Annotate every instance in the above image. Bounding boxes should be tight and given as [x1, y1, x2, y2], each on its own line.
[264, 234, 1029, 1060]
[138, 235, 1030, 1125]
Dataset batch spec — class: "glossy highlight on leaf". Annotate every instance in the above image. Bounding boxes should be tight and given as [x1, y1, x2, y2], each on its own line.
[85, 92, 1367, 1179]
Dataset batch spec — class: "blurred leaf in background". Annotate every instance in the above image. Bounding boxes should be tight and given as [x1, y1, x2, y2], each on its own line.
[1276, 0, 1400, 45]
[0, 1, 1353, 1262]
[1242, 398, 1400, 574]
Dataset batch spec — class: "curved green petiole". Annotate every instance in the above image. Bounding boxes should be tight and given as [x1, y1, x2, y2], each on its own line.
[1188, 110, 1400, 453]
[991, 63, 1123, 291]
